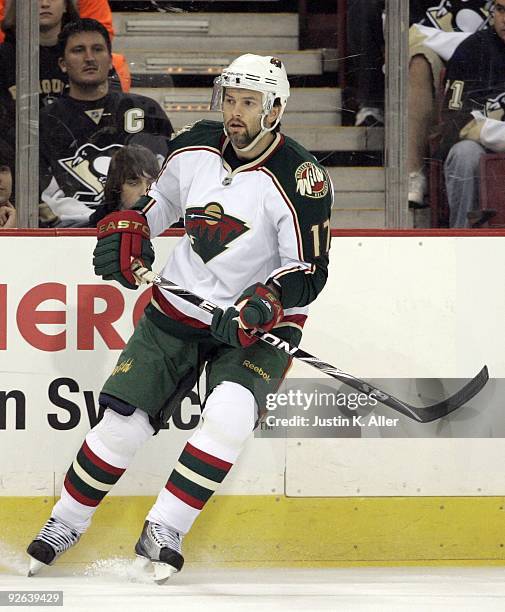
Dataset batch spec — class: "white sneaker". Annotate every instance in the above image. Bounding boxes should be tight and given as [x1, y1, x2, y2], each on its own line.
[355, 107, 384, 127]
[408, 171, 427, 207]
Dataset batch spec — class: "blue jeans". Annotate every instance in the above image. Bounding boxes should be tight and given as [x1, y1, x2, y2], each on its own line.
[444, 140, 486, 228]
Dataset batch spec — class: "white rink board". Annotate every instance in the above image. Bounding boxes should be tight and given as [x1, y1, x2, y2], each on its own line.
[0, 235, 504, 497]
[0, 236, 285, 498]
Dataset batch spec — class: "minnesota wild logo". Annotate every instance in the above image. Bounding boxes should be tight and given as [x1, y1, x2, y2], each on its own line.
[295, 162, 329, 199]
[185, 203, 249, 263]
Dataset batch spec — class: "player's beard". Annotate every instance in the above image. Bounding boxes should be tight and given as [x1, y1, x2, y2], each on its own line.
[226, 121, 262, 149]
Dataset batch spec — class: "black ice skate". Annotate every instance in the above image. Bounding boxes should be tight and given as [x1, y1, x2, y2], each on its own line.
[27, 517, 81, 576]
[134, 520, 184, 584]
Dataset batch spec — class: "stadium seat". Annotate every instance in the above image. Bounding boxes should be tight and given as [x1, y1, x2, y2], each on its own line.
[478, 153, 505, 227]
[430, 152, 505, 228]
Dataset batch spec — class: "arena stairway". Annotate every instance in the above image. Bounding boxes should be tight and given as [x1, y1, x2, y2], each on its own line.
[112, 8, 386, 228]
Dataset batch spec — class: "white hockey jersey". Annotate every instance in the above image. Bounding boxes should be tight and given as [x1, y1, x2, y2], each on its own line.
[140, 120, 333, 337]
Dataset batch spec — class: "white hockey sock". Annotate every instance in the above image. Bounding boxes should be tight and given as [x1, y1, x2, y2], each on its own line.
[52, 408, 154, 533]
[147, 382, 256, 534]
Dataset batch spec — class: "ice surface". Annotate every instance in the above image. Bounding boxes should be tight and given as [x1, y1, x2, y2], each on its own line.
[1, 558, 505, 611]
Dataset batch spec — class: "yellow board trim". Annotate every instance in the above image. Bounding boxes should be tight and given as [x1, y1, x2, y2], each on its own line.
[3, 495, 505, 571]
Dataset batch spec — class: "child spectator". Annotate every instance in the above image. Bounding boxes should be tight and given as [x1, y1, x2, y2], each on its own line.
[88, 144, 159, 226]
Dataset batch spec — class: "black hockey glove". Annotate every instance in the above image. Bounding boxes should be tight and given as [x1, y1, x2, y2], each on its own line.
[210, 283, 283, 348]
[93, 210, 154, 290]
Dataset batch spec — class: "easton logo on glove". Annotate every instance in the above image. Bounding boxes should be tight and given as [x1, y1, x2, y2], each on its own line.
[93, 210, 154, 290]
[97, 218, 150, 237]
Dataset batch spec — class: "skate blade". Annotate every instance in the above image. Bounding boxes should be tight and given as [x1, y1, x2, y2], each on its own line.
[153, 561, 177, 585]
[27, 557, 45, 577]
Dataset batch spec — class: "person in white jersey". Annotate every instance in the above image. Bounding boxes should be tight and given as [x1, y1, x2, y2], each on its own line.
[27, 53, 334, 583]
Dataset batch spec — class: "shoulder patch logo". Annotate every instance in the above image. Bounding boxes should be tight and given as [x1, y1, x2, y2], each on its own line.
[295, 162, 329, 199]
[185, 202, 249, 263]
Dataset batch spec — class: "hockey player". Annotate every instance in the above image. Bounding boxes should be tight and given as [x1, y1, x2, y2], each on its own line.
[438, 0, 505, 226]
[27, 54, 333, 583]
[38, 19, 172, 227]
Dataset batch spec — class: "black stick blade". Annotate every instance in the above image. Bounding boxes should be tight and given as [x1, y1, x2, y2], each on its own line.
[383, 366, 489, 423]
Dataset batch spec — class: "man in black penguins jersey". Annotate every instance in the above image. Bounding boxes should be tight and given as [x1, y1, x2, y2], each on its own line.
[408, 0, 493, 207]
[39, 19, 173, 227]
[439, 0, 505, 226]
[347, 0, 493, 208]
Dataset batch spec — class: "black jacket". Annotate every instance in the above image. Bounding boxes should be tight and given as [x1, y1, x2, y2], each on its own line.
[438, 27, 505, 157]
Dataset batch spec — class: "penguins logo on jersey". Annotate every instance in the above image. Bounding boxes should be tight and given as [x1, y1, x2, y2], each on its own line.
[485, 92, 505, 120]
[58, 143, 122, 206]
[295, 162, 329, 199]
[425, 0, 492, 32]
[185, 202, 250, 263]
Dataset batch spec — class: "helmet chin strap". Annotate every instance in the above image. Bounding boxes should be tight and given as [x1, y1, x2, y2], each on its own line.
[225, 113, 280, 154]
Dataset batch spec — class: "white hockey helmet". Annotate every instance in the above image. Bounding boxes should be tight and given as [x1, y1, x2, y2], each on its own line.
[211, 54, 290, 150]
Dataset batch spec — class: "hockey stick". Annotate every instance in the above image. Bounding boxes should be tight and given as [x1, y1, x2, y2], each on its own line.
[131, 263, 489, 423]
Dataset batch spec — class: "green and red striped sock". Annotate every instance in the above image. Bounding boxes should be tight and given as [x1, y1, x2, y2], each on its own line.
[165, 442, 233, 510]
[64, 440, 126, 507]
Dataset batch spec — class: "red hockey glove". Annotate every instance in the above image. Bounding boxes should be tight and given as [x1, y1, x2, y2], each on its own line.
[210, 283, 283, 348]
[93, 210, 154, 290]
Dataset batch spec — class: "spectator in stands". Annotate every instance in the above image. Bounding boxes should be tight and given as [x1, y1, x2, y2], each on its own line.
[346, 0, 492, 207]
[439, 0, 505, 227]
[0, 0, 129, 89]
[0, 136, 15, 228]
[0, 0, 80, 131]
[0, 0, 129, 139]
[408, 0, 492, 207]
[88, 144, 159, 226]
[0, 0, 113, 43]
[39, 18, 173, 227]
